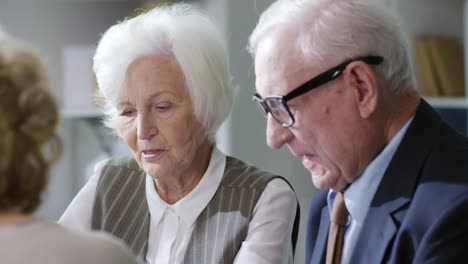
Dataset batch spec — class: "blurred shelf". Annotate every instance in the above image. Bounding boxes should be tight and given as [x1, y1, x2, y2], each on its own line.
[424, 96, 468, 108]
[62, 107, 101, 119]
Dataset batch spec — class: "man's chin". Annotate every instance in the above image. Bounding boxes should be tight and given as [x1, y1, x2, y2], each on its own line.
[311, 173, 344, 191]
[311, 173, 331, 189]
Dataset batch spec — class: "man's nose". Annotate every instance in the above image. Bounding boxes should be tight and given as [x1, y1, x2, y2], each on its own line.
[266, 115, 293, 149]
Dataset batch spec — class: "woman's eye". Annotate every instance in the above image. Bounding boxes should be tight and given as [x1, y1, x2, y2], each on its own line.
[120, 109, 135, 116]
[154, 102, 172, 112]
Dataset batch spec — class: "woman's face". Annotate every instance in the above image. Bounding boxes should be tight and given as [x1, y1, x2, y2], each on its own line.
[114, 54, 209, 181]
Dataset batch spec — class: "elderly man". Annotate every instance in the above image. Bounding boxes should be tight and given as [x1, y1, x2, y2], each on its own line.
[248, 0, 468, 263]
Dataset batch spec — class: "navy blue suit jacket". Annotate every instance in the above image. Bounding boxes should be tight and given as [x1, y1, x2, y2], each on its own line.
[305, 100, 468, 263]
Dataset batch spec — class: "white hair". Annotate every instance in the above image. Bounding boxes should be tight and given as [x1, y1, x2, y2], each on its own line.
[94, 3, 234, 142]
[248, 0, 416, 95]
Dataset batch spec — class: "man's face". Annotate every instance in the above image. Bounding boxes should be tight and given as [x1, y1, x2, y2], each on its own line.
[254, 30, 368, 191]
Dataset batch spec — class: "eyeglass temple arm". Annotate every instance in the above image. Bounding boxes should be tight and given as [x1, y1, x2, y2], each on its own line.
[284, 55, 383, 101]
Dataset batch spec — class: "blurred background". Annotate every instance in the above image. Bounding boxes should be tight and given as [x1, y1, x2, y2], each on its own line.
[1, 0, 467, 263]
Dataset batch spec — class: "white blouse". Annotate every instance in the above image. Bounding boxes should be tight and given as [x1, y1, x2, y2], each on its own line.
[59, 147, 297, 264]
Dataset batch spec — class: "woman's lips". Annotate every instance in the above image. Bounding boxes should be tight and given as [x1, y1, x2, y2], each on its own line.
[141, 149, 166, 160]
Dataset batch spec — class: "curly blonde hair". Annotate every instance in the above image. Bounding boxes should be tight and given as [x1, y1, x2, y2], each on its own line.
[0, 34, 62, 214]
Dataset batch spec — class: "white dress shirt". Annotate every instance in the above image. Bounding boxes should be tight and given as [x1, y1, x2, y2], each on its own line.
[327, 116, 414, 264]
[60, 147, 297, 264]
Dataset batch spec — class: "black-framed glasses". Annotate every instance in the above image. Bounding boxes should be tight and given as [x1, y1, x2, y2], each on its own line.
[253, 55, 384, 127]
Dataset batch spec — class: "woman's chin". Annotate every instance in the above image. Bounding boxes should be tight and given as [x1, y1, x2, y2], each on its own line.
[142, 163, 165, 178]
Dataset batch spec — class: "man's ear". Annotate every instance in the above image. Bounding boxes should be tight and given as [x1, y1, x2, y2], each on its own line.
[343, 61, 379, 119]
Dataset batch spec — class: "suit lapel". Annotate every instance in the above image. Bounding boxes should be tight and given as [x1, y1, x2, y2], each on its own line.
[351, 100, 443, 263]
[311, 207, 330, 264]
[349, 198, 401, 263]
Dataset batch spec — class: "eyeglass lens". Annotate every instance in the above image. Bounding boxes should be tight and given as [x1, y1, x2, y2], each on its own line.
[264, 98, 293, 126]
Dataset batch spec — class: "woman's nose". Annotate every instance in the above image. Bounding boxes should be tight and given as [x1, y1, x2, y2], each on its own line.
[137, 114, 158, 140]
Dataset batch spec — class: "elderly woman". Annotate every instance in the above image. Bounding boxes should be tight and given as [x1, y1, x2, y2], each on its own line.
[60, 3, 299, 264]
[0, 30, 137, 264]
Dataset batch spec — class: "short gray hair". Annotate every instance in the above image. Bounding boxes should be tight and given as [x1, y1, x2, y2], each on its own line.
[248, 0, 416, 95]
[94, 3, 234, 142]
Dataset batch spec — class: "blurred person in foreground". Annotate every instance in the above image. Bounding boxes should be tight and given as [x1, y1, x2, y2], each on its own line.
[0, 29, 137, 264]
[60, 3, 299, 264]
[248, 0, 468, 263]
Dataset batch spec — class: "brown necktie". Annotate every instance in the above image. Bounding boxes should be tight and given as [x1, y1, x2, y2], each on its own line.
[326, 192, 349, 264]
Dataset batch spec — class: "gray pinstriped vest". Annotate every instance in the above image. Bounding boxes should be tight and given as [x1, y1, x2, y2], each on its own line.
[91, 155, 299, 263]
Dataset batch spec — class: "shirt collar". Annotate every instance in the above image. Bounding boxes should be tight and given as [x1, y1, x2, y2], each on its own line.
[327, 116, 414, 224]
[145, 146, 226, 227]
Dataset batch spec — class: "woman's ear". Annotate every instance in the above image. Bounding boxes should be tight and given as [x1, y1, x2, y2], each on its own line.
[344, 61, 379, 119]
